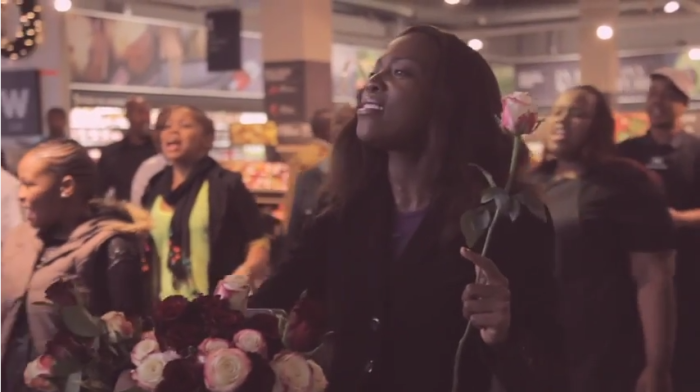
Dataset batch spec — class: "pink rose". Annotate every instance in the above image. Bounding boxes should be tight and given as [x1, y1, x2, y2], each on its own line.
[501, 92, 539, 135]
[24, 354, 58, 392]
[132, 338, 161, 367]
[214, 275, 251, 311]
[132, 351, 179, 391]
[101, 311, 134, 343]
[308, 360, 329, 392]
[270, 352, 318, 392]
[203, 348, 251, 392]
[198, 338, 231, 362]
[233, 329, 268, 357]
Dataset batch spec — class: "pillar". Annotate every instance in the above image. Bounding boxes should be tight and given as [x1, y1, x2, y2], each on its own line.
[260, 0, 333, 144]
[578, 0, 619, 104]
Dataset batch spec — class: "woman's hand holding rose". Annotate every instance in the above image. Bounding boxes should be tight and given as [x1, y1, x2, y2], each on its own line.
[460, 247, 511, 346]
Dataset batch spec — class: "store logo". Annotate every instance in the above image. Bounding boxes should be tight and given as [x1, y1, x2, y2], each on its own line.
[1, 88, 31, 119]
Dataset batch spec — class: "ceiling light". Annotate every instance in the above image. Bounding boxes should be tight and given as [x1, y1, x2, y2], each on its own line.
[54, 0, 72, 12]
[444, 0, 460, 4]
[689, 48, 700, 61]
[596, 25, 614, 40]
[468, 39, 483, 51]
[663, 1, 680, 13]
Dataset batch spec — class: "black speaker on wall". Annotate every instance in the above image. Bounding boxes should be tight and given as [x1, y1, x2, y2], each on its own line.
[206, 9, 242, 72]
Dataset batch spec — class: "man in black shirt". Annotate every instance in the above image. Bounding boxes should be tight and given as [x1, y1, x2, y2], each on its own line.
[618, 67, 700, 392]
[96, 97, 157, 200]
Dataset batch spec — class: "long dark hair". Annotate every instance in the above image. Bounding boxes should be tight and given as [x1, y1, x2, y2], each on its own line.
[325, 26, 522, 219]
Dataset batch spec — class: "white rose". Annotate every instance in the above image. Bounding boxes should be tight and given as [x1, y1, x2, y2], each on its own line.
[101, 311, 134, 343]
[501, 91, 539, 135]
[215, 275, 251, 311]
[197, 338, 231, 362]
[233, 329, 268, 357]
[203, 348, 252, 392]
[131, 338, 160, 367]
[131, 351, 179, 391]
[307, 360, 328, 392]
[24, 355, 58, 392]
[271, 352, 314, 392]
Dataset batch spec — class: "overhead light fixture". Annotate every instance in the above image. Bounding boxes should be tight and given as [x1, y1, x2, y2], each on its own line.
[689, 48, 700, 61]
[663, 1, 680, 13]
[468, 39, 483, 51]
[54, 0, 72, 12]
[444, 0, 460, 4]
[596, 25, 614, 40]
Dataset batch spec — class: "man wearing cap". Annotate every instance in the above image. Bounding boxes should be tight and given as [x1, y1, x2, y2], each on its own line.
[618, 67, 700, 392]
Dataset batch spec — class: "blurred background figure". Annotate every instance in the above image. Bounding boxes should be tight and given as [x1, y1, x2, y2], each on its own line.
[286, 104, 356, 246]
[141, 106, 269, 298]
[44, 108, 68, 141]
[533, 85, 676, 392]
[131, 107, 171, 206]
[618, 68, 700, 392]
[96, 97, 157, 201]
[1, 162, 23, 244]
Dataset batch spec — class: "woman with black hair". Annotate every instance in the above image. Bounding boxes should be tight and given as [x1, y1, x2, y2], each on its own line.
[251, 26, 562, 392]
[532, 86, 676, 392]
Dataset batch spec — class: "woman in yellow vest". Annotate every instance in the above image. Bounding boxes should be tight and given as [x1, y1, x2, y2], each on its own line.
[142, 106, 269, 299]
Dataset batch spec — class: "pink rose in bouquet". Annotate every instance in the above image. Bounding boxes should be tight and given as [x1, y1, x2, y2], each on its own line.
[501, 92, 539, 135]
[198, 338, 231, 362]
[101, 311, 134, 343]
[203, 348, 252, 392]
[24, 354, 58, 392]
[132, 351, 180, 390]
[270, 352, 327, 392]
[132, 338, 161, 367]
[234, 329, 268, 358]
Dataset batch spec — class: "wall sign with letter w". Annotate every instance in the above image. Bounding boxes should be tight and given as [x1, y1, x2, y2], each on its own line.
[1, 69, 42, 136]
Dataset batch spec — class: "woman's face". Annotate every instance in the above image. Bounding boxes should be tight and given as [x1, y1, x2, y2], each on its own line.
[17, 152, 64, 228]
[160, 108, 213, 163]
[356, 33, 437, 151]
[546, 88, 597, 160]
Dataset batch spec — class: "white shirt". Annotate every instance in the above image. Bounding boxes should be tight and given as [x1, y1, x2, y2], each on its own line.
[2, 169, 24, 243]
[131, 154, 168, 206]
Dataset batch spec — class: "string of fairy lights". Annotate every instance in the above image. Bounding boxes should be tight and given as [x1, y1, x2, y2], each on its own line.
[1, 0, 42, 60]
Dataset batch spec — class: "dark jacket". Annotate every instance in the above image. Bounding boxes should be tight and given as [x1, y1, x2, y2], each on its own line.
[287, 166, 326, 245]
[251, 184, 563, 392]
[141, 165, 265, 296]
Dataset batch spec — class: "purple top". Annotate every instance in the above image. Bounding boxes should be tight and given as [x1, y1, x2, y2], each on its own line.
[392, 209, 427, 258]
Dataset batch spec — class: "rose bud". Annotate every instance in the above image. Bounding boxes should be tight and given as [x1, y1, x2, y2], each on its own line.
[24, 355, 58, 392]
[101, 311, 135, 343]
[203, 348, 252, 392]
[233, 329, 268, 358]
[270, 352, 313, 392]
[155, 295, 190, 323]
[214, 275, 250, 312]
[131, 351, 180, 391]
[501, 91, 539, 135]
[132, 338, 161, 367]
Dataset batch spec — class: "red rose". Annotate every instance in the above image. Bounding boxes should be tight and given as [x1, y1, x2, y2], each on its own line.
[191, 295, 227, 313]
[162, 323, 207, 354]
[155, 358, 205, 392]
[283, 297, 328, 353]
[156, 296, 190, 323]
[204, 307, 244, 340]
[237, 353, 275, 392]
[44, 279, 79, 307]
[45, 330, 94, 364]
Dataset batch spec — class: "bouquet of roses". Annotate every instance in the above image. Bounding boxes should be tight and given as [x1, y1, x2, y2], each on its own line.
[24, 275, 328, 392]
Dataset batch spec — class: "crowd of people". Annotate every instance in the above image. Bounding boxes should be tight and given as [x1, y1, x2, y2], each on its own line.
[1, 25, 699, 392]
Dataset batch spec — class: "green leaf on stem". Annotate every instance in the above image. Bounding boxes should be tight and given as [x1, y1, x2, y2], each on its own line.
[515, 190, 547, 222]
[480, 187, 511, 213]
[60, 306, 103, 338]
[467, 163, 497, 188]
[52, 359, 81, 377]
[460, 205, 492, 248]
[508, 198, 521, 221]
